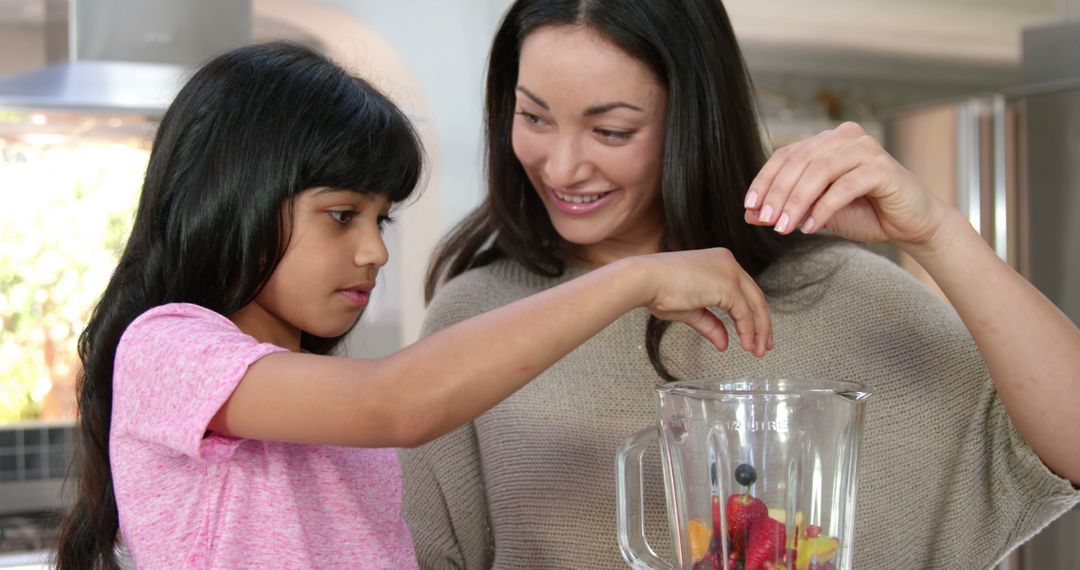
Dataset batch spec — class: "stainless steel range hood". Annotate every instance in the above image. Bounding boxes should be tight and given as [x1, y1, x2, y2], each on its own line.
[0, 0, 252, 117]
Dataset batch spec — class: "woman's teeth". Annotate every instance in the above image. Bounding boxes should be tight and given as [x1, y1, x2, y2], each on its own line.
[555, 190, 609, 203]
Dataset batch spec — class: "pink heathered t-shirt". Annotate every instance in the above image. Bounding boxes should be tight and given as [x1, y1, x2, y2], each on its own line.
[109, 303, 418, 569]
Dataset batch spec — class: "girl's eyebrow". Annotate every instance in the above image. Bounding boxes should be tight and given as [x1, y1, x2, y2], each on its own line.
[312, 187, 356, 196]
[515, 85, 643, 116]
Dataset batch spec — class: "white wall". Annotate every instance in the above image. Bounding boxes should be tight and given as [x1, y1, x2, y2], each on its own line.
[317, 0, 512, 230]
[282, 0, 513, 351]
[314, 0, 1061, 234]
[1061, 0, 1080, 18]
[298, 0, 1064, 351]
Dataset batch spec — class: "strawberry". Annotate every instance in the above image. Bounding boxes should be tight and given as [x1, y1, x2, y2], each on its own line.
[745, 516, 787, 570]
[726, 493, 767, 554]
[713, 495, 722, 537]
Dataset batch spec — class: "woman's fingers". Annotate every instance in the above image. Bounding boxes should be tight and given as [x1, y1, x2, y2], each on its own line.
[776, 135, 880, 234]
[750, 125, 865, 229]
[747, 123, 882, 233]
[746, 144, 792, 210]
[804, 161, 887, 234]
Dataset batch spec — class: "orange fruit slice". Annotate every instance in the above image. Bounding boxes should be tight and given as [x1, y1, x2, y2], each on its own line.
[688, 518, 712, 560]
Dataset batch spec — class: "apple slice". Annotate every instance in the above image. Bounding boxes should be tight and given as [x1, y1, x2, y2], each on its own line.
[795, 536, 840, 570]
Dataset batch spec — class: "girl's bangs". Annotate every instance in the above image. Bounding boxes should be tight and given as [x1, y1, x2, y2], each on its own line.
[299, 90, 423, 204]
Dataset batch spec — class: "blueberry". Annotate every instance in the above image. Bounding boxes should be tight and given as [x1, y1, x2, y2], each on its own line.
[692, 558, 717, 570]
[734, 463, 756, 487]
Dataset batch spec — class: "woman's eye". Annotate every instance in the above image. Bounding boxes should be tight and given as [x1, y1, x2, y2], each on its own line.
[596, 128, 634, 143]
[329, 210, 356, 225]
[377, 215, 395, 232]
[516, 110, 546, 127]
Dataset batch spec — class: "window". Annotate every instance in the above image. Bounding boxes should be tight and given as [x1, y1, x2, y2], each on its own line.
[0, 109, 154, 423]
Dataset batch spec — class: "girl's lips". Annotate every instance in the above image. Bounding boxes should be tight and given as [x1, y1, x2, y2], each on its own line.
[339, 288, 370, 308]
[546, 186, 617, 215]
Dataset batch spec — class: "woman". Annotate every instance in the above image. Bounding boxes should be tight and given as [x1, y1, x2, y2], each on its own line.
[399, 1, 1080, 568]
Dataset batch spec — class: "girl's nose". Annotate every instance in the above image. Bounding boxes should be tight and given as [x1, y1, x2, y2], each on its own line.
[543, 134, 591, 188]
[354, 226, 389, 270]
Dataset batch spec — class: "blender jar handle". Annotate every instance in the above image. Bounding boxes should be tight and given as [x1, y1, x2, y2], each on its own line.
[616, 427, 674, 570]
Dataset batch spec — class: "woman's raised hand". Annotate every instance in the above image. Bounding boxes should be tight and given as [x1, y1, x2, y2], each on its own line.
[744, 121, 949, 249]
[627, 248, 772, 358]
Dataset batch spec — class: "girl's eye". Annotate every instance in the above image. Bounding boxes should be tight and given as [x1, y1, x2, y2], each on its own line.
[377, 215, 395, 232]
[328, 210, 356, 225]
[595, 128, 634, 143]
[516, 110, 547, 127]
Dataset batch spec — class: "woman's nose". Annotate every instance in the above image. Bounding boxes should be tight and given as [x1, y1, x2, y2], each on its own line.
[543, 134, 591, 188]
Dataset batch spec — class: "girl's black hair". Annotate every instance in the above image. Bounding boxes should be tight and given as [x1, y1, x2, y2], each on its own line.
[54, 41, 423, 569]
[425, 0, 816, 380]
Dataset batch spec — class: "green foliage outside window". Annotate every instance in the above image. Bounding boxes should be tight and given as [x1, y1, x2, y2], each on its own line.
[1, 136, 148, 422]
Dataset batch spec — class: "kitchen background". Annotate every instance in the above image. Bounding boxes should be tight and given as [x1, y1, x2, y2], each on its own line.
[0, 0, 1077, 568]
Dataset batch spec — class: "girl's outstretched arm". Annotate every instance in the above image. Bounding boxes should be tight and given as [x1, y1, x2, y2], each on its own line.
[209, 248, 770, 448]
[744, 121, 1080, 484]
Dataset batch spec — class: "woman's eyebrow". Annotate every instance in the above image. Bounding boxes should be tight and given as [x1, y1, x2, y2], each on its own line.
[516, 85, 644, 116]
[516, 85, 549, 110]
[583, 101, 644, 116]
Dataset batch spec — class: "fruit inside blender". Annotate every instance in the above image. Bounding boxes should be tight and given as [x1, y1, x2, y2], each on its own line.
[688, 463, 840, 570]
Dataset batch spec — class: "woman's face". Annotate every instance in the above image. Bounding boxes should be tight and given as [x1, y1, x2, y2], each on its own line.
[512, 25, 669, 265]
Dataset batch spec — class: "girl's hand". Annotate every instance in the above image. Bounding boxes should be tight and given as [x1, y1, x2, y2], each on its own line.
[625, 248, 772, 357]
[743, 122, 950, 250]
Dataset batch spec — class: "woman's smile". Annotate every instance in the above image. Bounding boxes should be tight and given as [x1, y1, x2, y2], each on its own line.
[546, 184, 619, 214]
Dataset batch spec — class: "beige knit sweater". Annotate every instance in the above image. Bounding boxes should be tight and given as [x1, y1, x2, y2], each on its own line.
[398, 241, 1079, 569]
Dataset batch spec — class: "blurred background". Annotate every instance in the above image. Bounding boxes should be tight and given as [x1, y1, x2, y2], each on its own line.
[0, 0, 1077, 567]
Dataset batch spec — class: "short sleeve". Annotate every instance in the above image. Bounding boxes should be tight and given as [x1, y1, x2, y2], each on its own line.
[111, 303, 287, 461]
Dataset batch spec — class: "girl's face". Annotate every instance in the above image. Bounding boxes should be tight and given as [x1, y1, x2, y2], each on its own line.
[512, 25, 669, 265]
[230, 188, 391, 350]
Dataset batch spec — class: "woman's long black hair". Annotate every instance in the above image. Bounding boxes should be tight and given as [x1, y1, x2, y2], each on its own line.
[426, 0, 815, 380]
[54, 41, 423, 569]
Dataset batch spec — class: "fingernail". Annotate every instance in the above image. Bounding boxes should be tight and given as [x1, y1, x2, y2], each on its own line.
[800, 217, 816, 234]
[744, 191, 759, 209]
[758, 204, 774, 223]
[775, 212, 790, 233]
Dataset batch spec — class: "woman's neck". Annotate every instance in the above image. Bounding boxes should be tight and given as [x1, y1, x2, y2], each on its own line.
[569, 235, 667, 268]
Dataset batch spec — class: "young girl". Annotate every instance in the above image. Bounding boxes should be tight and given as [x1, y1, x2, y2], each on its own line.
[52, 42, 774, 569]
[400, 0, 1080, 568]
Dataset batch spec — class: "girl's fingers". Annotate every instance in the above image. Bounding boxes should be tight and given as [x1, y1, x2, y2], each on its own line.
[681, 308, 730, 352]
[654, 249, 773, 357]
[721, 274, 772, 357]
[726, 293, 757, 354]
[740, 275, 772, 356]
[775, 136, 877, 235]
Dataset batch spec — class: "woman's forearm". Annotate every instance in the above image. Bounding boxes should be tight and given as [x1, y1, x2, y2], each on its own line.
[901, 208, 1080, 483]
